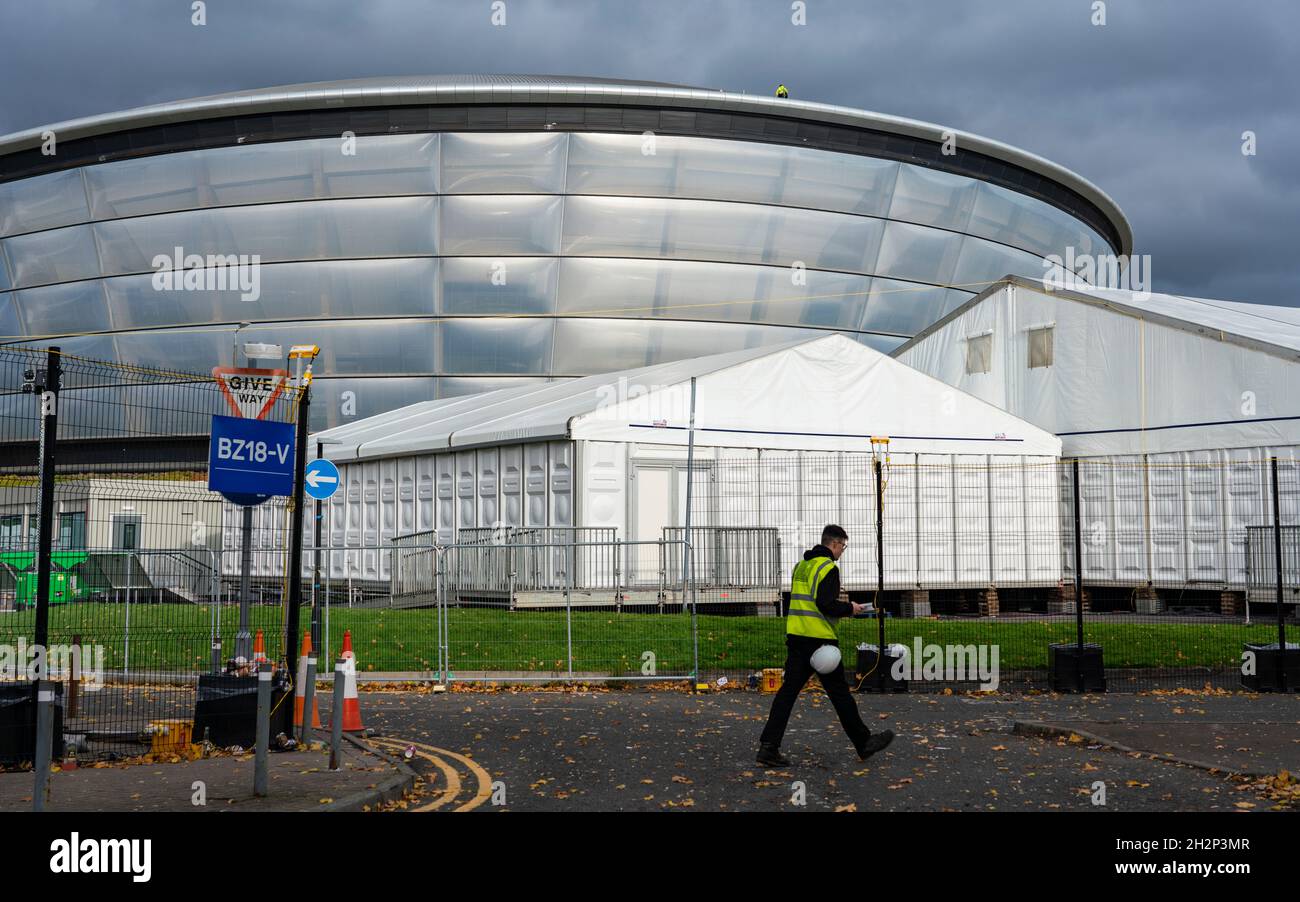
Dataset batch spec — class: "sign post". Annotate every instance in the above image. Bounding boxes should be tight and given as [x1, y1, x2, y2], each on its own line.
[283, 344, 319, 682]
[208, 393, 296, 661]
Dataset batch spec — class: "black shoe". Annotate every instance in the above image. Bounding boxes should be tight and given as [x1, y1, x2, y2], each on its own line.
[856, 729, 895, 760]
[756, 743, 791, 767]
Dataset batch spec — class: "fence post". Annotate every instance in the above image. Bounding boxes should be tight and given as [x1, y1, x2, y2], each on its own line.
[124, 552, 135, 681]
[301, 646, 318, 745]
[1271, 457, 1288, 691]
[208, 549, 221, 669]
[873, 457, 886, 691]
[32, 680, 54, 812]
[566, 532, 574, 680]
[68, 633, 80, 720]
[285, 383, 311, 682]
[330, 658, 345, 770]
[1072, 458, 1085, 693]
[28, 347, 61, 656]
[311, 439, 325, 654]
[237, 505, 254, 661]
[253, 662, 271, 797]
[436, 547, 445, 684]
[683, 376, 699, 686]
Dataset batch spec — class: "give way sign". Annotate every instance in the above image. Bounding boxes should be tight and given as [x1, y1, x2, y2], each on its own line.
[212, 366, 290, 420]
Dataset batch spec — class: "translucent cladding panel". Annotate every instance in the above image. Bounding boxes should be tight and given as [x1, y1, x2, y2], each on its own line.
[239, 319, 437, 375]
[56, 385, 129, 441]
[858, 278, 952, 335]
[562, 196, 884, 275]
[308, 377, 438, 432]
[104, 258, 438, 328]
[566, 133, 899, 217]
[85, 135, 440, 220]
[114, 382, 216, 437]
[873, 220, 962, 286]
[315, 134, 439, 199]
[439, 376, 550, 398]
[0, 169, 90, 237]
[557, 257, 867, 328]
[440, 132, 567, 194]
[0, 251, 9, 291]
[855, 333, 908, 354]
[38, 332, 117, 362]
[438, 195, 562, 255]
[440, 257, 556, 315]
[94, 196, 438, 276]
[4, 224, 100, 287]
[552, 318, 823, 375]
[967, 182, 1106, 259]
[951, 235, 1046, 285]
[0, 293, 20, 337]
[888, 164, 978, 232]
[111, 327, 232, 372]
[440, 318, 552, 374]
[15, 281, 111, 335]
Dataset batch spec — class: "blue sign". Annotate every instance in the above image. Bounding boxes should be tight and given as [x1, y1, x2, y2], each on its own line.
[208, 415, 296, 506]
[304, 458, 341, 500]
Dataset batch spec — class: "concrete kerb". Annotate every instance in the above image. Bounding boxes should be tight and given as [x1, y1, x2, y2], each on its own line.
[1011, 718, 1268, 779]
[317, 733, 418, 812]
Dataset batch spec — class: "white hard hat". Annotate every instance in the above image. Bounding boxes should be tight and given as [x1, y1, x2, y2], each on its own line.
[810, 644, 841, 674]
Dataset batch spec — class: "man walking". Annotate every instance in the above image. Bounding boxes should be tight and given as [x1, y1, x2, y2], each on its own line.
[756, 525, 894, 767]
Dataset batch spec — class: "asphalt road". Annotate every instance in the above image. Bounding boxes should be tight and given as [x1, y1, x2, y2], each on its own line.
[358, 687, 1299, 812]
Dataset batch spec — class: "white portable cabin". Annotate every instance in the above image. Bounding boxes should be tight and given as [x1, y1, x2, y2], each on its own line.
[311, 334, 1062, 593]
[894, 275, 1300, 593]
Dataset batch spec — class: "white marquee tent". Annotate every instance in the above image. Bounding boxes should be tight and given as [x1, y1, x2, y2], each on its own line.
[309, 333, 1062, 592]
[894, 275, 1300, 594]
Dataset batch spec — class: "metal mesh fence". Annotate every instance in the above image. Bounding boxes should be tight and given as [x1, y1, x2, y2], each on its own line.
[299, 450, 1297, 694]
[0, 346, 301, 763]
[3, 340, 1296, 770]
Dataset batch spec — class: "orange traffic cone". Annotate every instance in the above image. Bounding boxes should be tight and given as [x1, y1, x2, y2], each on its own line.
[339, 630, 363, 732]
[294, 632, 322, 729]
[252, 629, 268, 665]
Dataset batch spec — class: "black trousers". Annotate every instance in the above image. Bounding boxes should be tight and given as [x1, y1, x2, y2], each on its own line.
[759, 636, 871, 749]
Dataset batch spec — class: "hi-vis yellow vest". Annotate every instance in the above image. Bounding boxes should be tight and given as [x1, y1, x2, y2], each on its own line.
[786, 556, 838, 640]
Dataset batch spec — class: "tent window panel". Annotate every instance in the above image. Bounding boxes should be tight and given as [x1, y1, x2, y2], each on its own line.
[965, 333, 992, 375]
[1028, 326, 1054, 369]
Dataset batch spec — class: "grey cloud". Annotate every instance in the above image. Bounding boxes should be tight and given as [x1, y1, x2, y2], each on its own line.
[1, 0, 1295, 302]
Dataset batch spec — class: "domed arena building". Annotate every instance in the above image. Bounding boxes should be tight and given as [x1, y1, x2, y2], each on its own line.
[0, 75, 1131, 430]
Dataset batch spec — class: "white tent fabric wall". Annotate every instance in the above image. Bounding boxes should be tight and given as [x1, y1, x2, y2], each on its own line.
[894, 276, 1300, 590]
[311, 334, 1063, 590]
[894, 276, 1300, 457]
[577, 442, 1061, 590]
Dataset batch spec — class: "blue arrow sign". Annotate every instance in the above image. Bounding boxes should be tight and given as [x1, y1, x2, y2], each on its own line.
[304, 458, 341, 500]
[208, 415, 296, 506]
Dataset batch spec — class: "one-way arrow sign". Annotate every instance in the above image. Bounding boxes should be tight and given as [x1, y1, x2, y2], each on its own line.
[303, 458, 341, 500]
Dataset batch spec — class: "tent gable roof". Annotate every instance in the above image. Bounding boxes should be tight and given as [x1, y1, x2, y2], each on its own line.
[894, 275, 1300, 362]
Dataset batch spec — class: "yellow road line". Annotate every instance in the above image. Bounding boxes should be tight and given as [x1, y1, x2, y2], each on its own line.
[370, 737, 494, 812]
[369, 737, 461, 811]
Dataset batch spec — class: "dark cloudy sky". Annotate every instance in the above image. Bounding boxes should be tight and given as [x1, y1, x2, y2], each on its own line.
[1, 0, 1295, 303]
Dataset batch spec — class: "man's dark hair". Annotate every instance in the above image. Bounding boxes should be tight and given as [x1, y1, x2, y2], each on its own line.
[821, 524, 848, 545]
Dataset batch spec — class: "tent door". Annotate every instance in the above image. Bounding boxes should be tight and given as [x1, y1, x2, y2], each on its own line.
[630, 463, 709, 587]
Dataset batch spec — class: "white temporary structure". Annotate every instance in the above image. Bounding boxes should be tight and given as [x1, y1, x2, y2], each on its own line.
[894, 275, 1300, 597]
[310, 333, 1062, 594]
